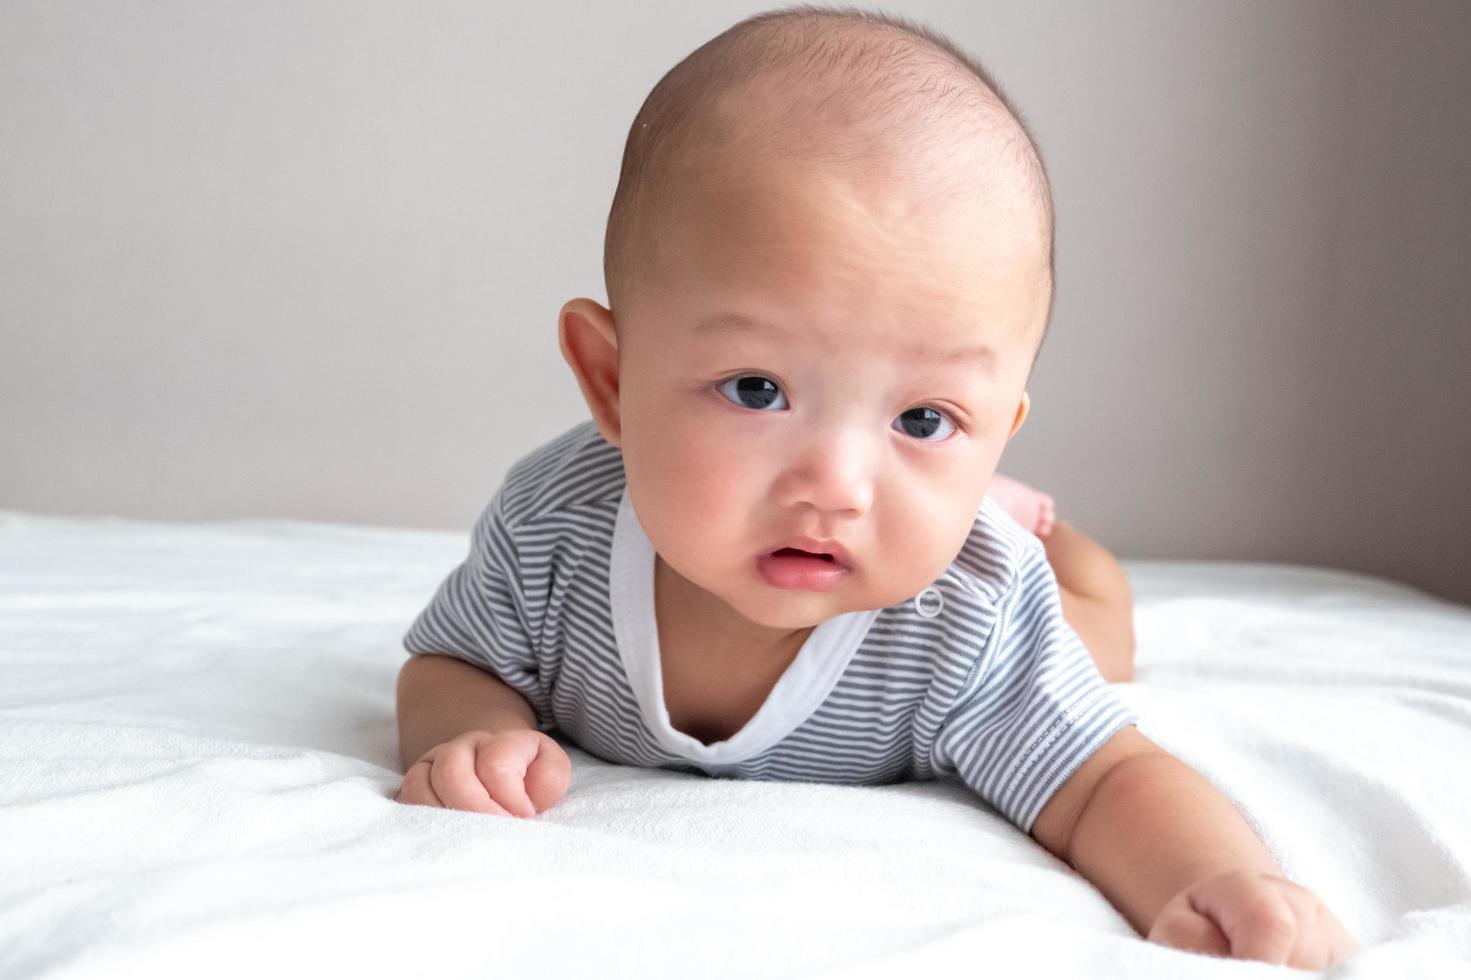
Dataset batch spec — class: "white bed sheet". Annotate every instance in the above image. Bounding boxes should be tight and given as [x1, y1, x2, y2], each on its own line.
[1, 508, 1469, 978]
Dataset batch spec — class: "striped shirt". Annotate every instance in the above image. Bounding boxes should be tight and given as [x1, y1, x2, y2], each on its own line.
[403, 420, 1138, 833]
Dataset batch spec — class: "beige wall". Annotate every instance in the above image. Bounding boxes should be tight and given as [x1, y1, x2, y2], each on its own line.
[3, 1, 1469, 603]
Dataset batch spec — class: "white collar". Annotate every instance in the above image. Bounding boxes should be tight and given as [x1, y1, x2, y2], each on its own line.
[609, 486, 882, 765]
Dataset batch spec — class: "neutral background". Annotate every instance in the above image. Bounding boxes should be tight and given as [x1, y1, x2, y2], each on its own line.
[3, 0, 1468, 603]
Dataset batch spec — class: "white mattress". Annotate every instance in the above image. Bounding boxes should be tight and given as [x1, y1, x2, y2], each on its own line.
[2, 508, 1469, 978]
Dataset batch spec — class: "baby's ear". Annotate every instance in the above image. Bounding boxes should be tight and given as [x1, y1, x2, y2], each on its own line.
[558, 298, 623, 447]
[1007, 391, 1031, 439]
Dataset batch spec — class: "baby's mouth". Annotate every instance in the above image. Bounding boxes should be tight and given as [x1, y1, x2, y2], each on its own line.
[756, 545, 852, 591]
[761, 538, 855, 571]
[771, 547, 837, 563]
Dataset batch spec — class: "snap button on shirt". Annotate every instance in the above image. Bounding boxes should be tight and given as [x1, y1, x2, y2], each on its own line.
[914, 586, 944, 618]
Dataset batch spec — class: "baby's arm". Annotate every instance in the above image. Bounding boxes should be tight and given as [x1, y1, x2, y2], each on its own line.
[397, 653, 538, 770]
[395, 654, 571, 816]
[1030, 726, 1357, 969]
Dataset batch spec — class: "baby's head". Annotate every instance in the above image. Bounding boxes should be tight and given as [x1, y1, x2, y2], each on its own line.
[561, 5, 1055, 631]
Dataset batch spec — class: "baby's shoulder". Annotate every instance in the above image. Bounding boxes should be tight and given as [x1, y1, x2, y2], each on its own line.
[492, 420, 626, 532]
[942, 494, 1048, 608]
[866, 497, 1048, 683]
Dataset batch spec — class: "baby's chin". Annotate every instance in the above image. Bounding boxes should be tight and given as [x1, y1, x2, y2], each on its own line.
[725, 579, 903, 630]
[705, 577, 847, 629]
[741, 604, 837, 631]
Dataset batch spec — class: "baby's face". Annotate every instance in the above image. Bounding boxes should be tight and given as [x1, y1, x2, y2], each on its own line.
[615, 149, 1047, 631]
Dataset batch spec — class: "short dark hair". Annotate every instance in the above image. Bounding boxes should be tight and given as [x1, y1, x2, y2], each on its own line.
[603, 3, 1057, 360]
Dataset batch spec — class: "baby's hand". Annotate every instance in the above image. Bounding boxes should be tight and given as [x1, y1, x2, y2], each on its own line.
[394, 728, 572, 818]
[1148, 870, 1357, 969]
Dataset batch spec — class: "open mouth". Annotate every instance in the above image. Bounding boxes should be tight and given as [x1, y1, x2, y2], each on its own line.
[771, 547, 836, 562]
[757, 544, 851, 591]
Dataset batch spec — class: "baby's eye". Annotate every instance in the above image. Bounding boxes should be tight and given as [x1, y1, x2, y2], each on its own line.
[718, 374, 787, 411]
[717, 375, 958, 442]
[892, 406, 957, 442]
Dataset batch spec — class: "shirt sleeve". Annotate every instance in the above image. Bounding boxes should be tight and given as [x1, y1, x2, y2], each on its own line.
[401, 485, 553, 731]
[931, 535, 1138, 834]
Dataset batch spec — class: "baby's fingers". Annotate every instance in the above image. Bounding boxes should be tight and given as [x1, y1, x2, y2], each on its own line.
[523, 739, 572, 812]
[474, 750, 537, 819]
[1326, 913, 1358, 962]
[1148, 898, 1231, 959]
[394, 760, 444, 807]
[1281, 887, 1359, 970]
[1177, 871, 1357, 969]
[428, 747, 514, 816]
[1198, 875, 1298, 965]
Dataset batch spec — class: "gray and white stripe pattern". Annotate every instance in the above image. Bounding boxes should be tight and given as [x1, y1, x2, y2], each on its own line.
[403, 420, 1137, 833]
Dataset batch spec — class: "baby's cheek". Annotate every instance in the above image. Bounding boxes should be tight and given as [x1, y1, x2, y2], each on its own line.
[644, 438, 744, 550]
[885, 491, 974, 588]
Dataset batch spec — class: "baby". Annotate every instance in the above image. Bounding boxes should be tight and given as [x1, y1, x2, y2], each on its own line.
[394, 5, 1355, 969]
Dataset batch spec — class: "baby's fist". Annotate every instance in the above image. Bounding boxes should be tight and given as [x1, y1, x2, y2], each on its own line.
[394, 728, 571, 818]
[1148, 869, 1357, 969]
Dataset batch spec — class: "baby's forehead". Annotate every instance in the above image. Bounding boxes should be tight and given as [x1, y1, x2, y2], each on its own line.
[668, 140, 1041, 263]
[675, 204, 1045, 357]
[683, 87, 1030, 214]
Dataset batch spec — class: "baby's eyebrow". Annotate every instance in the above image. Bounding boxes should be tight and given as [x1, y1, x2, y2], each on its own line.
[693, 311, 779, 337]
[693, 311, 996, 371]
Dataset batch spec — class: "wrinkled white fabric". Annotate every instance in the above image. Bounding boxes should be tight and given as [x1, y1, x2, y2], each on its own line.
[1, 508, 1468, 978]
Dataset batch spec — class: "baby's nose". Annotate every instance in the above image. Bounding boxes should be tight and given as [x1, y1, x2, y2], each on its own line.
[784, 431, 875, 515]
